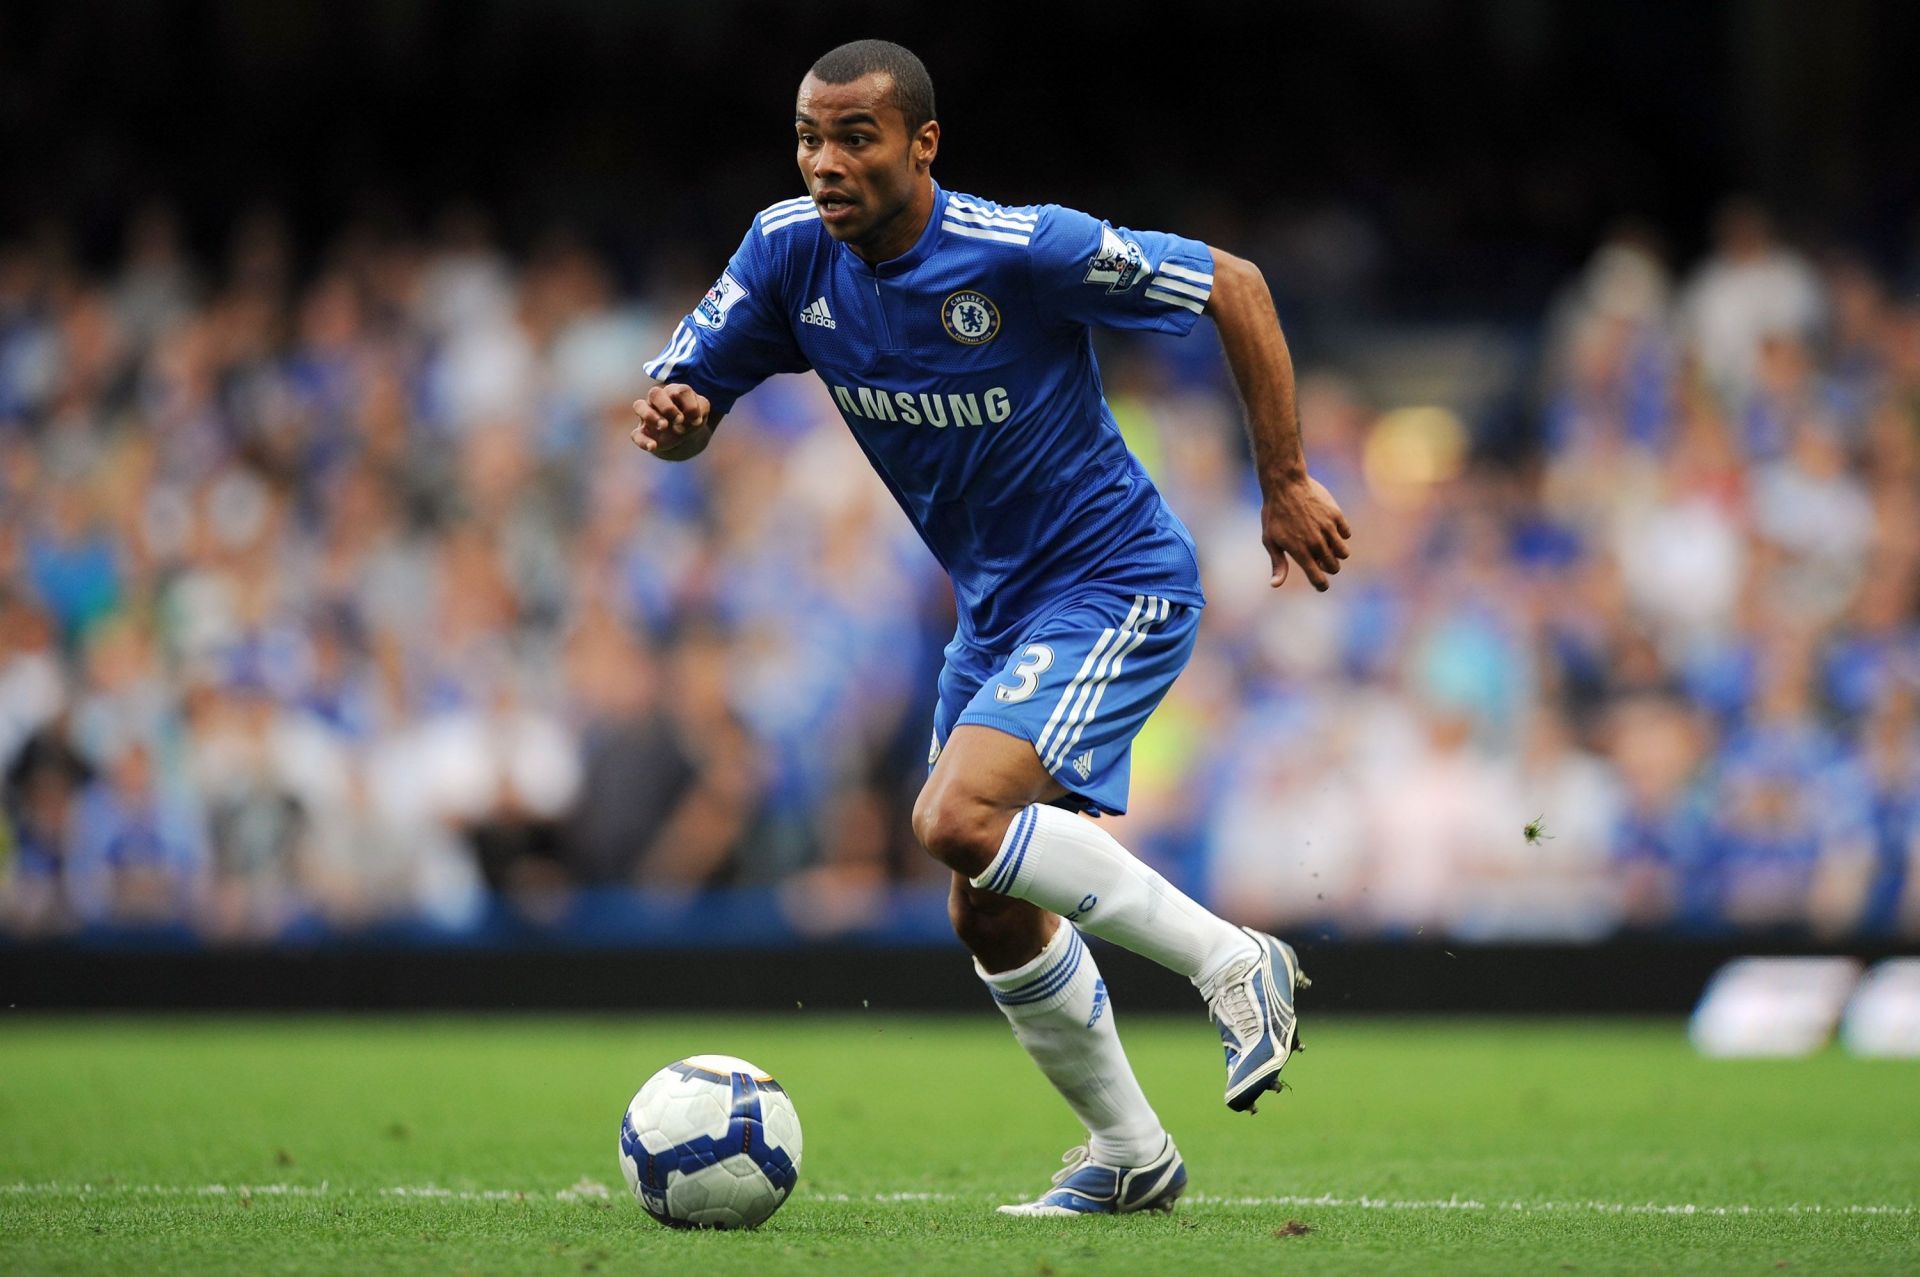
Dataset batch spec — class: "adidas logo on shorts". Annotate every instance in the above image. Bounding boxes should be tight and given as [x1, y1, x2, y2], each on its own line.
[1072, 750, 1095, 780]
[800, 296, 836, 329]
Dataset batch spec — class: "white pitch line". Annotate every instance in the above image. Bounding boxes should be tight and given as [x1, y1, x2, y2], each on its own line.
[2, 1182, 334, 1198]
[1183, 1194, 1920, 1217]
[0, 1179, 618, 1204]
[3, 1182, 1915, 1217]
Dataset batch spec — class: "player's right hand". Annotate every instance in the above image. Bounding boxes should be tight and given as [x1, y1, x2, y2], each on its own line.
[630, 383, 712, 456]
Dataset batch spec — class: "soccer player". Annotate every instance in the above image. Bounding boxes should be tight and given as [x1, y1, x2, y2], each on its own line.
[633, 39, 1351, 1216]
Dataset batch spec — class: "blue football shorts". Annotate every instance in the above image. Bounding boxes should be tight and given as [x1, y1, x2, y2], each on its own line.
[929, 590, 1201, 816]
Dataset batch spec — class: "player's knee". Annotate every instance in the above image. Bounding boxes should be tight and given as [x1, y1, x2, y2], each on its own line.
[910, 785, 1004, 879]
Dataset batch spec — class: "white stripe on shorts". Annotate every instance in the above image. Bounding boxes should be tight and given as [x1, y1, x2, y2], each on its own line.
[1033, 595, 1143, 763]
[1048, 596, 1168, 771]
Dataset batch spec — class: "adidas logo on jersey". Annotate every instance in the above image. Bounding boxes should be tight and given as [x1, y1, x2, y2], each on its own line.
[800, 297, 836, 329]
[1072, 750, 1095, 780]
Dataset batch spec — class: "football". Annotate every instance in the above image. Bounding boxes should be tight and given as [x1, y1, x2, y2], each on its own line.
[617, 1054, 803, 1229]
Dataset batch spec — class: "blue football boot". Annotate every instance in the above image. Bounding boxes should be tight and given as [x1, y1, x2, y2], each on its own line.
[1208, 927, 1309, 1113]
[996, 1136, 1188, 1217]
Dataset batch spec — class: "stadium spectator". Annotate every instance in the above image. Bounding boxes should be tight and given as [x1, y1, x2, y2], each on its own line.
[65, 739, 205, 928]
[1680, 198, 1824, 408]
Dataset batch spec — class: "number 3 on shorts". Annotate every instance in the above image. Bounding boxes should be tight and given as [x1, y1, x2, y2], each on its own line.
[995, 644, 1055, 703]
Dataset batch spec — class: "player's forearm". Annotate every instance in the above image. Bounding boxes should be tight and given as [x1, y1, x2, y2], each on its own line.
[1206, 248, 1308, 492]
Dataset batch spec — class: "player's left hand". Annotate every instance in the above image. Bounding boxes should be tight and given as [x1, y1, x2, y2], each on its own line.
[1261, 474, 1351, 592]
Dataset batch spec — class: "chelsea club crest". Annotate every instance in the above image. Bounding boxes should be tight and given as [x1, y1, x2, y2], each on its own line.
[941, 290, 1000, 345]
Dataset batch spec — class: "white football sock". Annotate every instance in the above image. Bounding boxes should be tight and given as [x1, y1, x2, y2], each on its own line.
[978, 920, 1166, 1167]
[973, 804, 1255, 992]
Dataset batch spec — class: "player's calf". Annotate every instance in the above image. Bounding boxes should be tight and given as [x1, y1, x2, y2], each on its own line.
[948, 877, 1054, 974]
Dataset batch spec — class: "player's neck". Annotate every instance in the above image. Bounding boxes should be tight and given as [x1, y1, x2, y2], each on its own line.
[848, 180, 936, 265]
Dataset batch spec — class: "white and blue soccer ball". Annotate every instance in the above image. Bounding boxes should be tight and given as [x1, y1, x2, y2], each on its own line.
[618, 1054, 803, 1229]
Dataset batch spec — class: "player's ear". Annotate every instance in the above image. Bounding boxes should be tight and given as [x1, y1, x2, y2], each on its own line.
[914, 120, 940, 171]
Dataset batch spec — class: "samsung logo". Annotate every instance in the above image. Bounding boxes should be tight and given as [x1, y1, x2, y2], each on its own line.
[829, 383, 1012, 428]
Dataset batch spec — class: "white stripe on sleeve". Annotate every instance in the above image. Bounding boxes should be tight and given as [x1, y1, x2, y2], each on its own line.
[1149, 276, 1210, 301]
[1157, 262, 1214, 285]
[757, 196, 814, 221]
[643, 322, 687, 379]
[647, 324, 698, 381]
[760, 208, 821, 235]
[949, 195, 1037, 224]
[942, 206, 1040, 233]
[1143, 287, 1204, 315]
[942, 221, 1032, 246]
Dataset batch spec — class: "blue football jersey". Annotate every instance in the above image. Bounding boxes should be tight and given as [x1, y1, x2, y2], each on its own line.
[646, 183, 1215, 650]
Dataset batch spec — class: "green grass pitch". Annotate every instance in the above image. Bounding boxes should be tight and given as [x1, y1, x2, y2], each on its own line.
[3, 1014, 1917, 1274]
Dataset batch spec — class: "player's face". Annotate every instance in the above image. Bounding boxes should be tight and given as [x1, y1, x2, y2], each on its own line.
[795, 72, 938, 259]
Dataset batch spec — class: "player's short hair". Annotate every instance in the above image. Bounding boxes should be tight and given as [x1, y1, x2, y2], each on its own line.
[808, 40, 936, 132]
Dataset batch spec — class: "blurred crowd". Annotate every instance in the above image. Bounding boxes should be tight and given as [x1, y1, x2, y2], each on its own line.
[1, 199, 1916, 944]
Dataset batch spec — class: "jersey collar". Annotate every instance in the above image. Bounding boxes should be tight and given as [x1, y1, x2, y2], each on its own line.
[838, 182, 948, 278]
